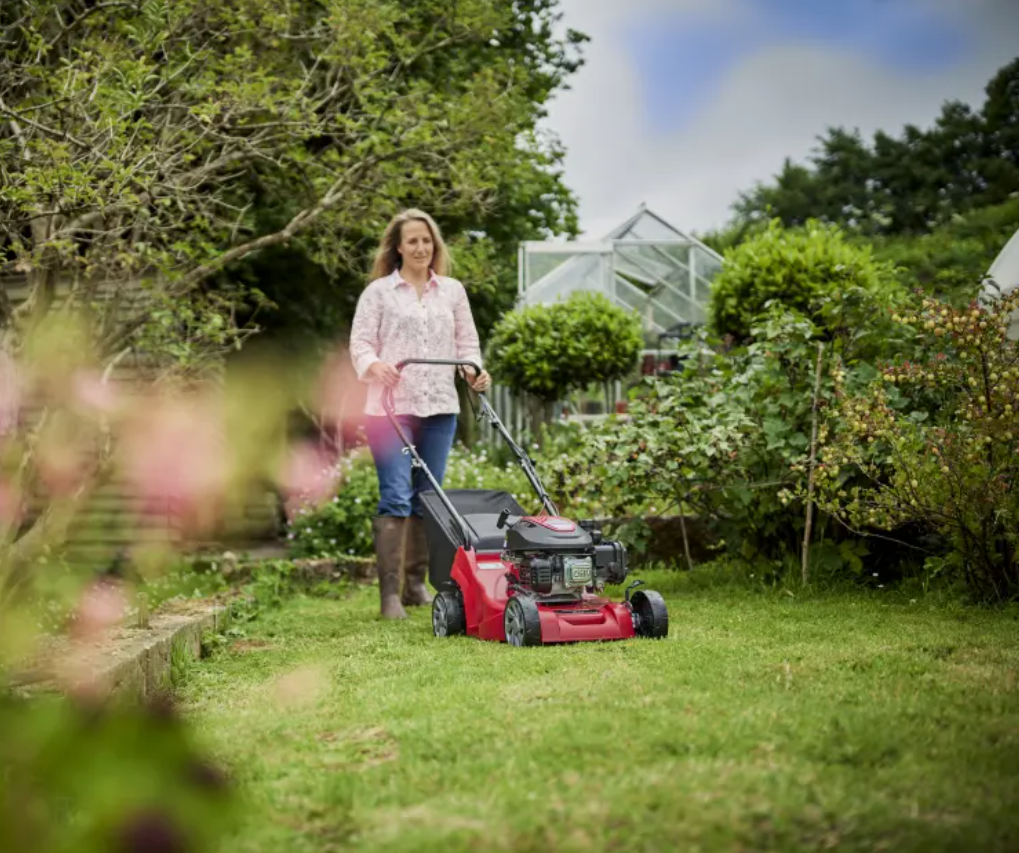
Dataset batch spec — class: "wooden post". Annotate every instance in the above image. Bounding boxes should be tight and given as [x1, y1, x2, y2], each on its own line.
[802, 341, 825, 586]
[678, 496, 694, 572]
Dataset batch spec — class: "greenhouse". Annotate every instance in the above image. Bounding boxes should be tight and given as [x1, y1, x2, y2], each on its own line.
[518, 204, 724, 345]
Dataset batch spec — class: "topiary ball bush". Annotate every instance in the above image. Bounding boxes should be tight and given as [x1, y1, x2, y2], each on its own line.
[486, 291, 643, 402]
[709, 219, 900, 342]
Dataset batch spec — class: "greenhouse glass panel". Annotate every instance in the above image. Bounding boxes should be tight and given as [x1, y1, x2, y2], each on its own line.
[692, 245, 723, 279]
[523, 250, 612, 305]
[655, 242, 692, 270]
[653, 283, 703, 325]
[614, 275, 649, 313]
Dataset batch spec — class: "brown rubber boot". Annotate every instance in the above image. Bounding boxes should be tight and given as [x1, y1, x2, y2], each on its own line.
[372, 516, 407, 620]
[401, 515, 433, 607]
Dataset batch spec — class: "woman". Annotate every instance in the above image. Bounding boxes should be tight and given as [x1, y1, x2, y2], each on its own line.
[349, 209, 491, 619]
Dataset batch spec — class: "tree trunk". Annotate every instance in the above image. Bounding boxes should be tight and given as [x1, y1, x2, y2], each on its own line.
[527, 395, 553, 447]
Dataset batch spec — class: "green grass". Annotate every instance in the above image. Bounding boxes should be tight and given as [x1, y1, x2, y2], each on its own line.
[180, 571, 1019, 853]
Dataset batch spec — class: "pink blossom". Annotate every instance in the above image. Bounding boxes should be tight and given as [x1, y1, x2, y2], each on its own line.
[119, 393, 227, 533]
[69, 578, 127, 642]
[280, 442, 336, 511]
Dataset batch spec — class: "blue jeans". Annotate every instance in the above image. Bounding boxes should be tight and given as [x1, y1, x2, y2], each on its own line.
[365, 414, 458, 517]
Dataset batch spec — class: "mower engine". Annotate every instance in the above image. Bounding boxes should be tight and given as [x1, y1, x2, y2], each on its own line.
[500, 512, 627, 599]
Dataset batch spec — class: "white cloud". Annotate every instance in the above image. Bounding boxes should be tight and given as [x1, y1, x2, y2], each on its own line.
[544, 0, 1019, 238]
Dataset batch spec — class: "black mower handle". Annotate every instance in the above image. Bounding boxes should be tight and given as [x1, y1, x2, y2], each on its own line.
[382, 358, 486, 417]
[394, 358, 483, 376]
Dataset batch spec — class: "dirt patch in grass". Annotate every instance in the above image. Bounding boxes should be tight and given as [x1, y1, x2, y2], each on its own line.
[317, 725, 399, 771]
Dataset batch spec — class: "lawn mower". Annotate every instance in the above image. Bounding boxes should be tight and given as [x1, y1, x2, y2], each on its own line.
[382, 358, 669, 646]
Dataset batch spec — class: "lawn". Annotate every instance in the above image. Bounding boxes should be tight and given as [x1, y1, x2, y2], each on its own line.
[179, 570, 1019, 853]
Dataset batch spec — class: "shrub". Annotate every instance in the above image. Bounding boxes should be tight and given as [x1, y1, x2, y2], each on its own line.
[485, 291, 643, 403]
[709, 219, 901, 343]
[815, 290, 1019, 601]
[547, 302, 921, 578]
[549, 311, 805, 559]
[287, 450, 377, 559]
[286, 444, 536, 558]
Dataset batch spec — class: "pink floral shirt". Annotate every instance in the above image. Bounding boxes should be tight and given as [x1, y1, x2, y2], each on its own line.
[349, 269, 483, 417]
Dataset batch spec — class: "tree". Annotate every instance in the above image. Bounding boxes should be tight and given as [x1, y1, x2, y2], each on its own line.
[222, 1, 585, 350]
[0, 0, 585, 357]
[732, 159, 825, 230]
[485, 292, 642, 435]
[978, 56, 1019, 210]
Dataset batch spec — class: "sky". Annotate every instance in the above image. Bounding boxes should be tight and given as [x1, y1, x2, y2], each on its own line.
[543, 0, 1019, 239]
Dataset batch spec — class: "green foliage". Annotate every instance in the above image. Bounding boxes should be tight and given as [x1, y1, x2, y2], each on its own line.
[548, 300, 922, 577]
[288, 451, 379, 559]
[228, 559, 300, 622]
[708, 220, 902, 344]
[287, 444, 535, 558]
[816, 291, 1019, 601]
[0, 692, 236, 853]
[485, 292, 643, 402]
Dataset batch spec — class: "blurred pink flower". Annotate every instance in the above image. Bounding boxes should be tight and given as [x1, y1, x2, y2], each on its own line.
[119, 393, 227, 533]
[280, 442, 336, 511]
[69, 578, 127, 642]
[52, 578, 129, 698]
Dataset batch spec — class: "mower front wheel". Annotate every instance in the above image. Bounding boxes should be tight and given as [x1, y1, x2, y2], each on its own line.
[631, 590, 669, 639]
[504, 596, 542, 647]
[432, 590, 465, 637]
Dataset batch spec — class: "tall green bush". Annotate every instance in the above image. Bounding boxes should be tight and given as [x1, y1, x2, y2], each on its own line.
[549, 310, 823, 564]
[709, 220, 901, 344]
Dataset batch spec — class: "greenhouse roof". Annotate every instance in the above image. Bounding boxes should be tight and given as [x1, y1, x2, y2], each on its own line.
[518, 204, 724, 341]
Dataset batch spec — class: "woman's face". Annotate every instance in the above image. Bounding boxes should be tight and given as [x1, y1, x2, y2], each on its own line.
[397, 220, 434, 273]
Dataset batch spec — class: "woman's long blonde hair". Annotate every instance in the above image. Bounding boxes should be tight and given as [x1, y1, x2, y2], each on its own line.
[370, 209, 451, 280]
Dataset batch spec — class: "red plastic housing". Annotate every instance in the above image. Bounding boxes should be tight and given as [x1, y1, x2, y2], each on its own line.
[448, 547, 636, 644]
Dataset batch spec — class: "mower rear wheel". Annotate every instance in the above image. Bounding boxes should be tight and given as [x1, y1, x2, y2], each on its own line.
[432, 590, 465, 637]
[504, 596, 542, 647]
[631, 590, 669, 639]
